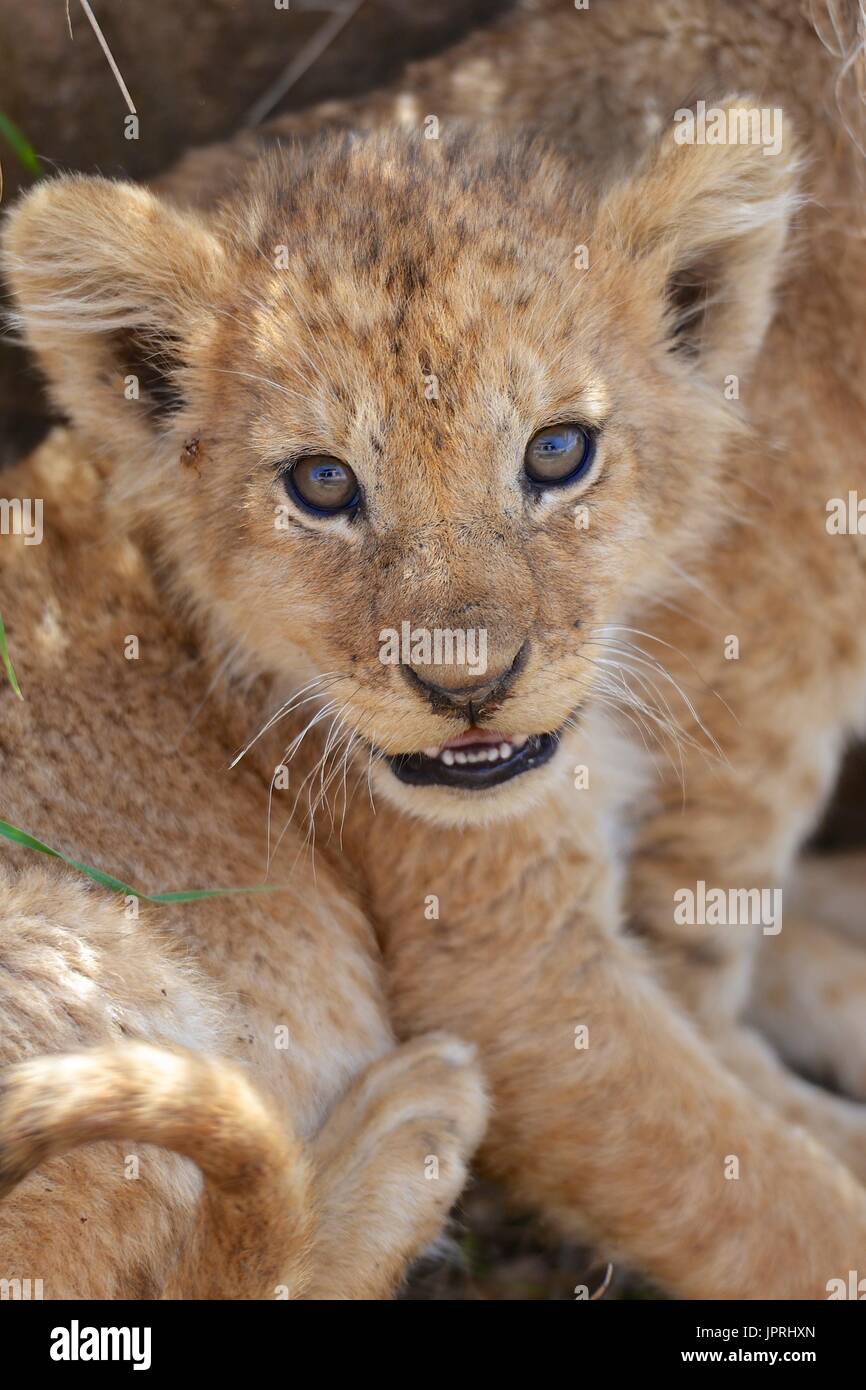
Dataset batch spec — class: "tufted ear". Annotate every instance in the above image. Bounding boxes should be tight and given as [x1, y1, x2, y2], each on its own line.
[600, 96, 801, 378]
[2, 174, 225, 447]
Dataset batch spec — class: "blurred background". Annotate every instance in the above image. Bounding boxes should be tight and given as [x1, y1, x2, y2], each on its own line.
[0, 0, 511, 465]
[1, 0, 862, 1299]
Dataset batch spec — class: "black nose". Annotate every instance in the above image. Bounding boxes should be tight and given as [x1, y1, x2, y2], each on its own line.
[403, 641, 528, 719]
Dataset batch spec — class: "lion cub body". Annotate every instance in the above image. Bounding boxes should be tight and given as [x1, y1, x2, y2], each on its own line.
[0, 436, 486, 1298]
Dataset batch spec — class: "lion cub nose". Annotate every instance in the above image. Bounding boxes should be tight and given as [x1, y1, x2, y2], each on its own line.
[403, 641, 528, 716]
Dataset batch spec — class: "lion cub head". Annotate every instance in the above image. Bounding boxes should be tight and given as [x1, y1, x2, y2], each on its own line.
[3, 104, 797, 825]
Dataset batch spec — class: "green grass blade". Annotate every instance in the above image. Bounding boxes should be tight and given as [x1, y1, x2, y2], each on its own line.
[0, 818, 284, 903]
[0, 612, 23, 699]
[0, 111, 41, 175]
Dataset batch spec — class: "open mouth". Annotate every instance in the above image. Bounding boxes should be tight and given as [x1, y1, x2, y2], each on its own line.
[386, 728, 561, 790]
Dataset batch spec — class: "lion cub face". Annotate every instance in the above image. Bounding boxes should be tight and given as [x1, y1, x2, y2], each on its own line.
[4, 112, 797, 825]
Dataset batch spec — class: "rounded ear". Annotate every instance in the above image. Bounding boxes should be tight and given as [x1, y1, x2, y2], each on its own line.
[2, 174, 225, 447]
[599, 95, 802, 377]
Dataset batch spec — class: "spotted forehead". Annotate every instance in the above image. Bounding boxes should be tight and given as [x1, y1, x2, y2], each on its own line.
[228, 134, 584, 319]
[220, 136, 612, 449]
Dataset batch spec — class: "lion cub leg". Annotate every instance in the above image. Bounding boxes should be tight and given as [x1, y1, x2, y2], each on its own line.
[385, 917, 866, 1298]
[626, 762, 866, 1164]
[751, 854, 866, 1100]
[716, 1020, 866, 1178]
[303, 1034, 487, 1299]
[787, 852, 866, 947]
[749, 906, 866, 1102]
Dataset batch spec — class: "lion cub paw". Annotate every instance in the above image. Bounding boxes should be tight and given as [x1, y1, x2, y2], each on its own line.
[304, 1033, 488, 1298]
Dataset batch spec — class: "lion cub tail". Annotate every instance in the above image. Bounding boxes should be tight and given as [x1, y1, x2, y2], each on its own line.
[0, 1041, 314, 1299]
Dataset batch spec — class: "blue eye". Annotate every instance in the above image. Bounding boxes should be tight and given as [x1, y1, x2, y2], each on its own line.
[286, 455, 360, 515]
[524, 424, 595, 487]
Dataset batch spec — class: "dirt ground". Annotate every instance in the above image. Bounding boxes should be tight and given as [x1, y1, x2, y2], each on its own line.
[401, 1180, 659, 1300]
[0, 0, 511, 466]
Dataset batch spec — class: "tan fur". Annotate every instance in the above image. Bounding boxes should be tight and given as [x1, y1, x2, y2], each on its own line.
[0, 440, 487, 1299]
[754, 855, 866, 1096]
[4, 0, 866, 1299]
[0, 1042, 315, 1299]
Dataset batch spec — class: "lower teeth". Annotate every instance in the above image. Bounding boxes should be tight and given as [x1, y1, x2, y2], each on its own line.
[440, 744, 511, 766]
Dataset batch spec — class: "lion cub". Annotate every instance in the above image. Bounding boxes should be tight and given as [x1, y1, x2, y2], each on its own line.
[151, 0, 866, 1281]
[164, 0, 866, 1096]
[5, 83, 866, 1299]
[0, 440, 487, 1298]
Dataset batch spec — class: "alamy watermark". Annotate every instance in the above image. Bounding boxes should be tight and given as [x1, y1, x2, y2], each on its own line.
[827, 1271, 866, 1299]
[674, 880, 783, 936]
[379, 622, 488, 677]
[50, 1320, 151, 1370]
[1, 1276, 43, 1299]
[0, 497, 43, 545]
[674, 101, 783, 157]
[826, 492, 866, 534]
